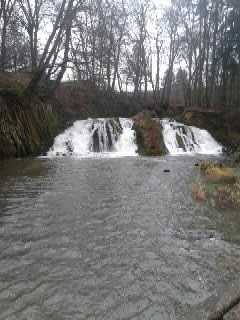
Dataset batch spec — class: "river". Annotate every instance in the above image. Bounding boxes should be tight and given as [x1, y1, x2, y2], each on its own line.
[0, 156, 239, 319]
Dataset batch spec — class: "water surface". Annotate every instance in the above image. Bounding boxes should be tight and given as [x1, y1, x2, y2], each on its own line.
[0, 156, 239, 319]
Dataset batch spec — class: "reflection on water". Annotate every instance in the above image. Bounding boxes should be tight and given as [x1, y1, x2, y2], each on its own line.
[0, 156, 239, 320]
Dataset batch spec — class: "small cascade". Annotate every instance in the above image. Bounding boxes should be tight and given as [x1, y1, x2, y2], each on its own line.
[115, 119, 137, 156]
[47, 117, 222, 158]
[47, 118, 137, 157]
[160, 119, 222, 155]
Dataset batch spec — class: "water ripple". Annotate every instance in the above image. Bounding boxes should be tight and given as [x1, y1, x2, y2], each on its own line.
[0, 157, 239, 319]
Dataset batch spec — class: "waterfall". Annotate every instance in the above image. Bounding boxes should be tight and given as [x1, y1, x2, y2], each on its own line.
[160, 119, 222, 155]
[47, 117, 222, 158]
[47, 118, 138, 157]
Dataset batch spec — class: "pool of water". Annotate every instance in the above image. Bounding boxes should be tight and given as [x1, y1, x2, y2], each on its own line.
[0, 156, 239, 319]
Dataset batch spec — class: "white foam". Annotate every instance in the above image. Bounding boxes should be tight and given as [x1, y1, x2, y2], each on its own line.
[47, 118, 137, 158]
[47, 117, 222, 158]
[114, 118, 138, 156]
[160, 119, 222, 155]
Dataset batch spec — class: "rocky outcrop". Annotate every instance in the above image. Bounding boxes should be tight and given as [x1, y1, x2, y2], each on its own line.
[133, 111, 167, 156]
[0, 94, 59, 158]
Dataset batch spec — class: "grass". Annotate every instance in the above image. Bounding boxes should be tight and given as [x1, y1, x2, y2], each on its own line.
[200, 162, 236, 183]
[204, 183, 217, 195]
[191, 179, 206, 201]
[192, 162, 240, 209]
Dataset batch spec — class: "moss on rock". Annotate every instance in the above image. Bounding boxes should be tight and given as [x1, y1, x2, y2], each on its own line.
[133, 110, 167, 156]
[0, 94, 59, 159]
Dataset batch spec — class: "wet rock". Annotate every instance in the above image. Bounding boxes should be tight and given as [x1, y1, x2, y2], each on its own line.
[176, 110, 240, 148]
[176, 133, 186, 152]
[66, 140, 74, 153]
[0, 94, 59, 159]
[133, 111, 167, 156]
[92, 129, 100, 152]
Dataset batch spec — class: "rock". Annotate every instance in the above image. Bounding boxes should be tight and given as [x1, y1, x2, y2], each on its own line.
[66, 140, 74, 153]
[176, 110, 240, 148]
[92, 128, 100, 152]
[132, 111, 167, 156]
[0, 94, 59, 159]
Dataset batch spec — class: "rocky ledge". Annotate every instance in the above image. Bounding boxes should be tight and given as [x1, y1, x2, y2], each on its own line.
[0, 93, 59, 158]
[133, 111, 167, 156]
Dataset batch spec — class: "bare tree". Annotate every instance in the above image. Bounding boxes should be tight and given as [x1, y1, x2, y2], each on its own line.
[18, 0, 45, 71]
[26, 0, 84, 94]
[0, 0, 17, 71]
[160, 4, 180, 107]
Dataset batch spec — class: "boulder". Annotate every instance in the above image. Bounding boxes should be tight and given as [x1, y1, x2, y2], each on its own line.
[133, 111, 167, 156]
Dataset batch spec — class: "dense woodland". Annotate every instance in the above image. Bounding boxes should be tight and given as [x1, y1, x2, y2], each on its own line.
[0, 0, 240, 109]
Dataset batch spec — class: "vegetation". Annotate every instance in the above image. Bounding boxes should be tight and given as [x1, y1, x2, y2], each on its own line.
[133, 111, 167, 156]
[191, 162, 240, 208]
[0, 93, 59, 158]
[0, 0, 239, 109]
[0, 0, 240, 156]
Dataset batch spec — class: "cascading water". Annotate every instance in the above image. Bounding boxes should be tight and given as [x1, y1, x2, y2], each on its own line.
[47, 117, 222, 158]
[160, 119, 222, 155]
[47, 118, 138, 158]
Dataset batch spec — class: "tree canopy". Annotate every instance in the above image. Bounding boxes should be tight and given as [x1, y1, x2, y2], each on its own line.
[0, 0, 239, 107]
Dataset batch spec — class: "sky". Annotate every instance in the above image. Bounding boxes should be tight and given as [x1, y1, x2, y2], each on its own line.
[63, 0, 174, 83]
[153, 0, 171, 7]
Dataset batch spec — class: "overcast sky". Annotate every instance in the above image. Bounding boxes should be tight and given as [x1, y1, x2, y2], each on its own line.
[154, 0, 171, 6]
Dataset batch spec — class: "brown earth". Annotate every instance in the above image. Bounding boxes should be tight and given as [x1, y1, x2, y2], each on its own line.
[0, 71, 31, 87]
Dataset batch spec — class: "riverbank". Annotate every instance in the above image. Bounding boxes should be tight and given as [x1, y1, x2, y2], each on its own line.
[0, 94, 59, 158]
[191, 162, 240, 209]
[0, 72, 61, 158]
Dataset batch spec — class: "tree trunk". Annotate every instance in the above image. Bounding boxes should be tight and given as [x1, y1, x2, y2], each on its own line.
[0, 23, 7, 71]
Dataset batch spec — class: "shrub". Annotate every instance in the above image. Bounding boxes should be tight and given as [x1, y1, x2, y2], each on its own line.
[191, 179, 206, 201]
[200, 162, 235, 183]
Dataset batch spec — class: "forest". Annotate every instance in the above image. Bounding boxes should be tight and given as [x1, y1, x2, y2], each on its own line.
[1, 2, 240, 318]
[0, 0, 240, 109]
